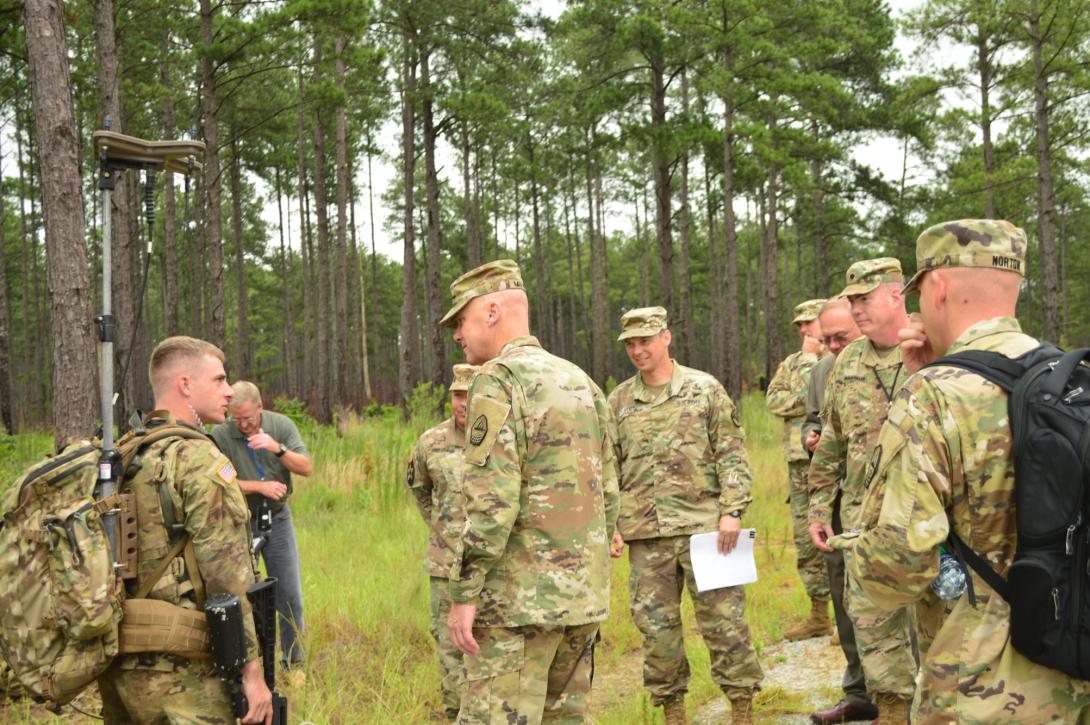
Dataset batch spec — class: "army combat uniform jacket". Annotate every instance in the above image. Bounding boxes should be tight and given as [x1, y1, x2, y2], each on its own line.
[610, 361, 752, 540]
[407, 418, 465, 578]
[847, 317, 1090, 723]
[808, 337, 905, 531]
[767, 350, 825, 463]
[801, 353, 836, 447]
[450, 336, 620, 628]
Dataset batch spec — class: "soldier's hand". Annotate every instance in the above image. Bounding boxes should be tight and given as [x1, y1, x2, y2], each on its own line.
[809, 521, 836, 553]
[802, 335, 824, 356]
[247, 430, 280, 453]
[262, 481, 288, 501]
[449, 602, 479, 656]
[610, 532, 625, 558]
[240, 658, 273, 724]
[899, 313, 935, 374]
[717, 515, 741, 555]
[804, 431, 820, 453]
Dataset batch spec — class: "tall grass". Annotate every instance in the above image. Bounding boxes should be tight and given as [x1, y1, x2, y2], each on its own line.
[0, 393, 806, 723]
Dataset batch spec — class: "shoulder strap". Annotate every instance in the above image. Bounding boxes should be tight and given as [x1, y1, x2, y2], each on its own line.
[924, 350, 1024, 393]
[132, 534, 189, 599]
[946, 529, 1009, 605]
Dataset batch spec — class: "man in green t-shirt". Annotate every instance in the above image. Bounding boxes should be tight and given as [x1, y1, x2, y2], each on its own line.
[210, 380, 312, 670]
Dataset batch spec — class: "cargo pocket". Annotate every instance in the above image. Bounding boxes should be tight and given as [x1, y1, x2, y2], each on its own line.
[461, 628, 525, 724]
[1008, 552, 1070, 666]
[45, 498, 119, 640]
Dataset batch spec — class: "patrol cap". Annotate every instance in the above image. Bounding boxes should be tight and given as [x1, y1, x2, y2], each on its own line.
[450, 364, 478, 393]
[440, 259, 524, 328]
[840, 257, 903, 297]
[903, 219, 1027, 294]
[617, 306, 668, 341]
[791, 298, 826, 324]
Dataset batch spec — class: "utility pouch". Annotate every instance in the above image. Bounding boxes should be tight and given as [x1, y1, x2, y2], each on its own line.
[117, 599, 211, 659]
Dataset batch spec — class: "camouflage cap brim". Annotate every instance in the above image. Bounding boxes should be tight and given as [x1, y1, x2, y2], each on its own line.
[440, 298, 471, 328]
[840, 279, 882, 297]
[617, 326, 664, 342]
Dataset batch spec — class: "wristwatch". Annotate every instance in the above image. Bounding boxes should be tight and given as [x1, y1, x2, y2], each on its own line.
[274, 444, 287, 458]
[727, 510, 742, 519]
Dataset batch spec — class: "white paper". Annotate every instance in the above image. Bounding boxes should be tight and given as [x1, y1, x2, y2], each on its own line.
[689, 529, 758, 592]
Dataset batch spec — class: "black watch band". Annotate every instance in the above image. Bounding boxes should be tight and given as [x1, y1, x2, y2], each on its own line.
[274, 444, 286, 458]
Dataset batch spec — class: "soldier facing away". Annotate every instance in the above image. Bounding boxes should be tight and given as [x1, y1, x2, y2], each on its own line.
[840, 220, 1090, 723]
[441, 260, 620, 725]
[609, 306, 763, 725]
[766, 298, 833, 642]
[406, 363, 478, 722]
[806, 258, 921, 723]
[97, 336, 272, 724]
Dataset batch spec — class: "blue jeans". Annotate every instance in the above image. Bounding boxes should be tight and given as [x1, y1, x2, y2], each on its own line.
[253, 504, 306, 665]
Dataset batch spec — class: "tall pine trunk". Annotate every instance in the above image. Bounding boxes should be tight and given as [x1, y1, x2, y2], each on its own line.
[311, 37, 332, 422]
[421, 48, 445, 389]
[1029, 0, 1060, 342]
[976, 24, 996, 218]
[650, 59, 674, 319]
[24, 0, 97, 445]
[720, 23, 742, 399]
[296, 65, 314, 406]
[161, 28, 179, 336]
[677, 71, 693, 364]
[230, 141, 250, 377]
[398, 38, 421, 410]
[334, 34, 351, 406]
[200, 0, 226, 349]
[0, 147, 13, 433]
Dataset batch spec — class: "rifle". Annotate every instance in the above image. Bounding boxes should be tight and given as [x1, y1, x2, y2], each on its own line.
[204, 580, 288, 724]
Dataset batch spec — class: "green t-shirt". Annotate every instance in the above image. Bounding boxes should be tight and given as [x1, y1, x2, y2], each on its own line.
[210, 410, 308, 515]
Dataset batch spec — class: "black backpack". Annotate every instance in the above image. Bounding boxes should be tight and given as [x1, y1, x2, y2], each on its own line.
[925, 344, 1090, 679]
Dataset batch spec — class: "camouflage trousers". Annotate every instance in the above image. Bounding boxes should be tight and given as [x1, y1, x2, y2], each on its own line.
[98, 654, 235, 725]
[430, 576, 465, 719]
[628, 536, 763, 706]
[842, 548, 919, 700]
[787, 460, 830, 601]
[458, 622, 598, 725]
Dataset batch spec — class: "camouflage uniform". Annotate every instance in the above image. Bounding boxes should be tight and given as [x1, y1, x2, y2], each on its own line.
[443, 261, 619, 725]
[846, 220, 1090, 724]
[611, 308, 763, 707]
[807, 258, 918, 701]
[407, 364, 476, 719]
[98, 412, 260, 725]
[766, 298, 829, 602]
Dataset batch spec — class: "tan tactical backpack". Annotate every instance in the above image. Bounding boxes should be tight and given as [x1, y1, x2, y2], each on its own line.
[0, 424, 207, 707]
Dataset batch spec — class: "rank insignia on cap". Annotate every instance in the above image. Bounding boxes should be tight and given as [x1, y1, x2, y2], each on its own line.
[217, 461, 237, 484]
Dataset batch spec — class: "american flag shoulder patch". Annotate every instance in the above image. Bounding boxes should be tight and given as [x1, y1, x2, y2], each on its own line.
[217, 461, 237, 483]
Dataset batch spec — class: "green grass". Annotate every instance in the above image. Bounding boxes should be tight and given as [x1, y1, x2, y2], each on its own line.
[0, 393, 806, 723]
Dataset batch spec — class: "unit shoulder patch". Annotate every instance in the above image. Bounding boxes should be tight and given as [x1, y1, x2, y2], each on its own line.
[464, 395, 511, 467]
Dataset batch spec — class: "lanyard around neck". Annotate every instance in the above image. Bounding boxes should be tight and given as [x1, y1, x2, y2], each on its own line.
[870, 363, 903, 404]
[246, 445, 266, 480]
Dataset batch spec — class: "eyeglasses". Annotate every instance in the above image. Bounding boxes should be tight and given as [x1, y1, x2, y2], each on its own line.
[822, 333, 854, 346]
[232, 413, 260, 424]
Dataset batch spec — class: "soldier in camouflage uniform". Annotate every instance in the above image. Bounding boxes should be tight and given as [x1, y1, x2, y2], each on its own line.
[800, 298, 876, 724]
[609, 307, 763, 725]
[97, 336, 272, 725]
[841, 219, 1090, 723]
[806, 259, 918, 723]
[440, 260, 619, 725]
[407, 363, 478, 721]
[766, 298, 832, 641]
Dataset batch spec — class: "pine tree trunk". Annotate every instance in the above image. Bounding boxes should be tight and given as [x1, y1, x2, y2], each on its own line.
[24, 0, 97, 445]
[650, 59, 674, 319]
[720, 29, 742, 399]
[677, 71, 693, 365]
[421, 48, 446, 389]
[399, 39, 421, 410]
[811, 144, 828, 298]
[16, 116, 31, 425]
[200, 0, 226, 350]
[586, 143, 608, 384]
[1029, 0, 1060, 342]
[976, 23, 996, 218]
[705, 145, 723, 381]
[230, 141, 250, 377]
[0, 147, 14, 433]
[275, 166, 296, 397]
[161, 30, 179, 336]
[636, 179, 649, 304]
[763, 172, 783, 383]
[311, 38, 332, 422]
[333, 34, 351, 406]
[296, 66, 314, 406]
[528, 135, 549, 346]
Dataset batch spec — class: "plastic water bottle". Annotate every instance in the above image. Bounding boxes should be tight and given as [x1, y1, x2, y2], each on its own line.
[931, 547, 967, 600]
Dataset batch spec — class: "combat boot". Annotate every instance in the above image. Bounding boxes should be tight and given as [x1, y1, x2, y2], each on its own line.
[784, 598, 833, 641]
[729, 696, 754, 725]
[875, 693, 910, 724]
[663, 697, 688, 725]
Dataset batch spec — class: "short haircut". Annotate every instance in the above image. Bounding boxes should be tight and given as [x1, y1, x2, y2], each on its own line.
[820, 297, 851, 315]
[149, 336, 224, 393]
[229, 380, 263, 407]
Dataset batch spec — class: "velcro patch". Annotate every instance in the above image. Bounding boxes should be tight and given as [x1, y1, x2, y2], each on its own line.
[464, 396, 510, 467]
[216, 461, 237, 484]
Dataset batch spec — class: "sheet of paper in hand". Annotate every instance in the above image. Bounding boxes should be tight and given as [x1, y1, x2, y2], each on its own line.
[689, 529, 758, 592]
